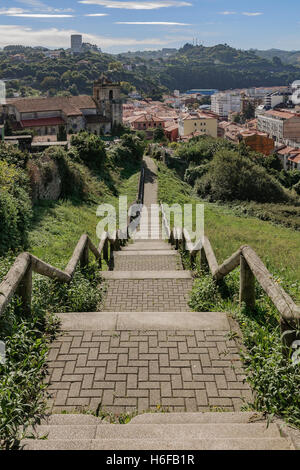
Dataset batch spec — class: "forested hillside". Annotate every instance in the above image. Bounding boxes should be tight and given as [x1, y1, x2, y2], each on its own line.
[2, 43, 300, 100]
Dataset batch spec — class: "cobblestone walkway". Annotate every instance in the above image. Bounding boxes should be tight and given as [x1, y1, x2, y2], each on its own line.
[47, 156, 252, 414]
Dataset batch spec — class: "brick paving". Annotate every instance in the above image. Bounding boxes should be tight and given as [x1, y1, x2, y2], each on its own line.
[103, 279, 193, 312]
[46, 155, 252, 414]
[47, 330, 251, 414]
[114, 254, 181, 271]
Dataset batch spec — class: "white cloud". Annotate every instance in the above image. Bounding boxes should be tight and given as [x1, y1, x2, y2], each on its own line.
[0, 8, 27, 14]
[218, 11, 236, 15]
[115, 21, 191, 25]
[78, 1, 192, 10]
[0, 24, 180, 49]
[85, 13, 109, 15]
[10, 13, 74, 17]
[242, 12, 263, 16]
[15, 1, 74, 12]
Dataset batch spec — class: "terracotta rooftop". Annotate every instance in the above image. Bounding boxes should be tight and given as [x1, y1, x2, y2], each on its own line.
[7, 95, 97, 117]
[277, 146, 298, 155]
[20, 117, 65, 128]
[265, 109, 297, 119]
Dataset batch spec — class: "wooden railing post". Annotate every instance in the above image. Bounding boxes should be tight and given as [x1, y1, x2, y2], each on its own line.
[103, 237, 109, 263]
[80, 241, 89, 269]
[239, 254, 255, 309]
[200, 247, 208, 272]
[109, 238, 115, 270]
[17, 264, 32, 316]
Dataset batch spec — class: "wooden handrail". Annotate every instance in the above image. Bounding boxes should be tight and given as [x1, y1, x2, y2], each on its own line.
[161, 203, 299, 349]
[0, 163, 146, 318]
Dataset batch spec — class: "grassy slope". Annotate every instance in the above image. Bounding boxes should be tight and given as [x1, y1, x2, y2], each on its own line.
[158, 162, 300, 290]
[28, 160, 140, 268]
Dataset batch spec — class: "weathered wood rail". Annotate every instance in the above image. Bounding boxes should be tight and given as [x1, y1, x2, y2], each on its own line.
[161, 204, 300, 350]
[0, 231, 127, 317]
[0, 163, 146, 318]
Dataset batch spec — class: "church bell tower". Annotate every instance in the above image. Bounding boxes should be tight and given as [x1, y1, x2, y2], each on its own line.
[93, 74, 122, 129]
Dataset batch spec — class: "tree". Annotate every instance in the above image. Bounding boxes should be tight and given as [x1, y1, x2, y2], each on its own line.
[153, 126, 165, 142]
[70, 132, 106, 169]
[4, 120, 13, 136]
[196, 149, 291, 204]
[57, 125, 67, 142]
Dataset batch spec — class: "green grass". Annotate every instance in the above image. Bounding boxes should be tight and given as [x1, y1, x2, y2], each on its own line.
[158, 161, 300, 428]
[28, 161, 140, 268]
[158, 162, 300, 289]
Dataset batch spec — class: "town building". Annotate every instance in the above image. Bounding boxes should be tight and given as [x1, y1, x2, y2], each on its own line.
[71, 34, 82, 54]
[129, 114, 165, 131]
[263, 93, 285, 109]
[2, 75, 122, 136]
[257, 109, 300, 145]
[211, 92, 241, 119]
[218, 121, 274, 155]
[178, 111, 218, 138]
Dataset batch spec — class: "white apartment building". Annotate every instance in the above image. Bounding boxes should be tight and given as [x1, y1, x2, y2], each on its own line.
[257, 109, 300, 145]
[211, 92, 241, 118]
[263, 93, 285, 109]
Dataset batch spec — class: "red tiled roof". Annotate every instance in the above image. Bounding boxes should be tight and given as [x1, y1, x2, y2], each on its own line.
[277, 146, 297, 155]
[20, 117, 65, 128]
[265, 109, 297, 119]
[8, 95, 97, 117]
[288, 155, 300, 163]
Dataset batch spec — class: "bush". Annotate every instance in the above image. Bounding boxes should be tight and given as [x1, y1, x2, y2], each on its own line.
[189, 269, 300, 427]
[0, 257, 103, 448]
[32, 263, 103, 314]
[184, 164, 209, 185]
[189, 273, 221, 311]
[175, 136, 234, 164]
[0, 161, 32, 255]
[196, 150, 292, 203]
[71, 131, 106, 170]
[110, 134, 145, 164]
[0, 142, 28, 168]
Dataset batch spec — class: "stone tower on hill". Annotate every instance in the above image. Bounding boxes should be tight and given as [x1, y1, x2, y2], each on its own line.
[93, 74, 122, 128]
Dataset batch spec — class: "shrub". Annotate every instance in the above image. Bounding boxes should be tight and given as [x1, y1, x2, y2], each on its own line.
[0, 161, 32, 255]
[184, 164, 209, 185]
[189, 273, 221, 311]
[0, 142, 28, 168]
[71, 132, 106, 170]
[110, 134, 145, 164]
[32, 263, 103, 314]
[196, 150, 292, 203]
[175, 136, 234, 164]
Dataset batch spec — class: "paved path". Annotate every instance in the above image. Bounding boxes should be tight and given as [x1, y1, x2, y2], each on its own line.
[47, 156, 252, 414]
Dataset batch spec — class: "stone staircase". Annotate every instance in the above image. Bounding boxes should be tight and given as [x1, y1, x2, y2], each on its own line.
[22, 156, 297, 451]
[22, 412, 295, 450]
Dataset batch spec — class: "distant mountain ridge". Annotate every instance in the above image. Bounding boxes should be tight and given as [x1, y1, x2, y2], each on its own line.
[252, 48, 300, 66]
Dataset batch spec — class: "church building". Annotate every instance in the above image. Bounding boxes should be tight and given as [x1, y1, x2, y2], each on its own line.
[2, 75, 122, 136]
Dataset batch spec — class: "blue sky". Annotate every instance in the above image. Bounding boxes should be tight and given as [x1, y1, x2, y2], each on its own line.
[0, 0, 299, 53]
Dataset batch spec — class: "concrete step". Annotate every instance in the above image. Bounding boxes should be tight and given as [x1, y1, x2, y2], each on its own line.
[101, 271, 192, 280]
[94, 423, 281, 440]
[25, 422, 281, 440]
[130, 411, 264, 425]
[123, 242, 170, 251]
[22, 437, 292, 451]
[41, 414, 102, 426]
[115, 250, 177, 256]
[56, 312, 230, 331]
